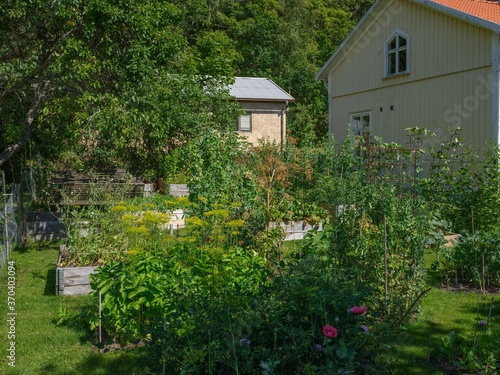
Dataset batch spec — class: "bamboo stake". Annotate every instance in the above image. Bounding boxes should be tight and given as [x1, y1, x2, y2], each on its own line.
[384, 214, 388, 315]
[98, 291, 102, 343]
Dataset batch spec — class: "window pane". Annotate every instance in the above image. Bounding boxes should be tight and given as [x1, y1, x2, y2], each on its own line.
[398, 49, 407, 72]
[352, 116, 361, 130]
[362, 115, 370, 129]
[240, 114, 251, 131]
[389, 37, 397, 50]
[398, 35, 407, 47]
[389, 52, 396, 74]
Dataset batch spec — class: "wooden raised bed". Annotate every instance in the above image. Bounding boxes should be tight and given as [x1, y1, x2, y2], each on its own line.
[269, 221, 324, 241]
[56, 266, 98, 296]
[56, 245, 98, 296]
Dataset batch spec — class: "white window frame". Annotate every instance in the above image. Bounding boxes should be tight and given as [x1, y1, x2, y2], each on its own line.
[385, 29, 409, 77]
[350, 112, 372, 157]
[236, 113, 252, 132]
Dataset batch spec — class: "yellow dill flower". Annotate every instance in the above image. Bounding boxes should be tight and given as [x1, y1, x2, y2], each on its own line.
[127, 248, 144, 255]
[121, 214, 139, 224]
[198, 196, 208, 203]
[177, 236, 196, 243]
[209, 234, 226, 242]
[111, 205, 127, 213]
[126, 205, 142, 212]
[230, 202, 242, 208]
[185, 216, 206, 226]
[226, 219, 245, 228]
[155, 212, 171, 224]
[204, 209, 230, 219]
[142, 210, 170, 225]
[126, 225, 148, 234]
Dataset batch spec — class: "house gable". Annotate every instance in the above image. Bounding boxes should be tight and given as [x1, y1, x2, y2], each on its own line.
[316, 0, 499, 148]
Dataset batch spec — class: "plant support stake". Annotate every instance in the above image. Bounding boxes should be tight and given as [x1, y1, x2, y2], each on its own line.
[99, 291, 102, 343]
[384, 214, 388, 315]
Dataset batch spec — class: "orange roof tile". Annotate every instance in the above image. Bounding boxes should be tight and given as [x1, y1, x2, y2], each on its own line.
[432, 0, 500, 24]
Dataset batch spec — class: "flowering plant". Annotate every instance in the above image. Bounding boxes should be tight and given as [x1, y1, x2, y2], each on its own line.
[322, 325, 338, 338]
[349, 306, 367, 315]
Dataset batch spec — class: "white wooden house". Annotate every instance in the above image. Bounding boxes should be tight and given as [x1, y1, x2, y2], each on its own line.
[230, 77, 294, 146]
[316, 0, 500, 150]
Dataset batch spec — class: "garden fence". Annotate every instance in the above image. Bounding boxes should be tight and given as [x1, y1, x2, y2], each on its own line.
[1, 172, 19, 273]
[364, 144, 421, 197]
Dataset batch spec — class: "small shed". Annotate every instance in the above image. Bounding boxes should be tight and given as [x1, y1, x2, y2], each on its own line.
[230, 77, 294, 146]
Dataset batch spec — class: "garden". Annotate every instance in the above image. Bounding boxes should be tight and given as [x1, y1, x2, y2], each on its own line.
[1, 130, 500, 374]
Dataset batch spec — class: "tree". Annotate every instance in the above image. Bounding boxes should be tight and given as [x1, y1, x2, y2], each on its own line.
[1, 0, 374, 179]
[0, 0, 240, 179]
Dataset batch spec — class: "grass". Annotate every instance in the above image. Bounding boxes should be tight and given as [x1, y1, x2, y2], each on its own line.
[0, 241, 146, 375]
[382, 288, 499, 374]
[0, 241, 498, 374]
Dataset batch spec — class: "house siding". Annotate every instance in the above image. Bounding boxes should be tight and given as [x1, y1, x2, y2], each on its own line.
[333, 66, 492, 147]
[236, 101, 286, 146]
[328, 0, 494, 148]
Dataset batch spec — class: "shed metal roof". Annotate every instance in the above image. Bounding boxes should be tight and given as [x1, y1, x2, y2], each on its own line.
[229, 77, 294, 102]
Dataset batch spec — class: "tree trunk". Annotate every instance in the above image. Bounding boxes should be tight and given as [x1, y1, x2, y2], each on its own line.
[0, 82, 45, 167]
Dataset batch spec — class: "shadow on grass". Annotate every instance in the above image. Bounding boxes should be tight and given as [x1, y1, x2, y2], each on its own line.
[44, 268, 57, 295]
[381, 319, 456, 374]
[58, 348, 148, 375]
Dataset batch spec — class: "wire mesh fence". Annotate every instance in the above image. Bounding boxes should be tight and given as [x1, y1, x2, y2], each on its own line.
[1, 172, 19, 272]
[364, 144, 421, 197]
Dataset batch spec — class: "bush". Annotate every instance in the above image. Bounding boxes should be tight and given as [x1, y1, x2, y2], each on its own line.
[438, 229, 500, 290]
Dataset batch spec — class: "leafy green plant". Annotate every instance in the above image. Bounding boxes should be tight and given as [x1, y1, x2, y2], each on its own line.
[439, 230, 500, 291]
[419, 128, 500, 234]
[440, 325, 499, 373]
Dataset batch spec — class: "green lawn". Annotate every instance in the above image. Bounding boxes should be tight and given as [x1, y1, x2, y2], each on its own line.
[0, 241, 145, 375]
[380, 288, 499, 374]
[1, 242, 498, 374]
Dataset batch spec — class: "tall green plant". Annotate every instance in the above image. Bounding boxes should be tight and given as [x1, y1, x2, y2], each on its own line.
[184, 128, 258, 209]
[420, 128, 500, 233]
[327, 184, 431, 320]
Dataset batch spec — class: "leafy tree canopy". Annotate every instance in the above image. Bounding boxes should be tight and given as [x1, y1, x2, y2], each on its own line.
[1, 0, 373, 179]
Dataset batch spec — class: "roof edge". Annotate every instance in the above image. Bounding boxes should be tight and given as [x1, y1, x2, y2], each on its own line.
[233, 77, 295, 101]
[316, 0, 500, 81]
[315, 0, 385, 81]
[413, 0, 500, 34]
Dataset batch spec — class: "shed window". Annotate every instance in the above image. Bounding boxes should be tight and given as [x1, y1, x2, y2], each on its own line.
[386, 31, 409, 76]
[236, 113, 252, 132]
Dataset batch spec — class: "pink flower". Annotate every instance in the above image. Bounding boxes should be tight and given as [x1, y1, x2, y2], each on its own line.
[349, 306, 367, 315]
[322, 325, 338, 338]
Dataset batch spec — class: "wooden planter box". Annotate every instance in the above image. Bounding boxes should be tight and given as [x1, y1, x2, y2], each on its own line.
[269, 221, 324, 241]
[168, 184, 189, 197]
[56, 245, 98, 296]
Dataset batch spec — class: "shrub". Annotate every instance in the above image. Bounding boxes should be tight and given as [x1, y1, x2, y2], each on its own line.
[439, 229, 500, 290]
